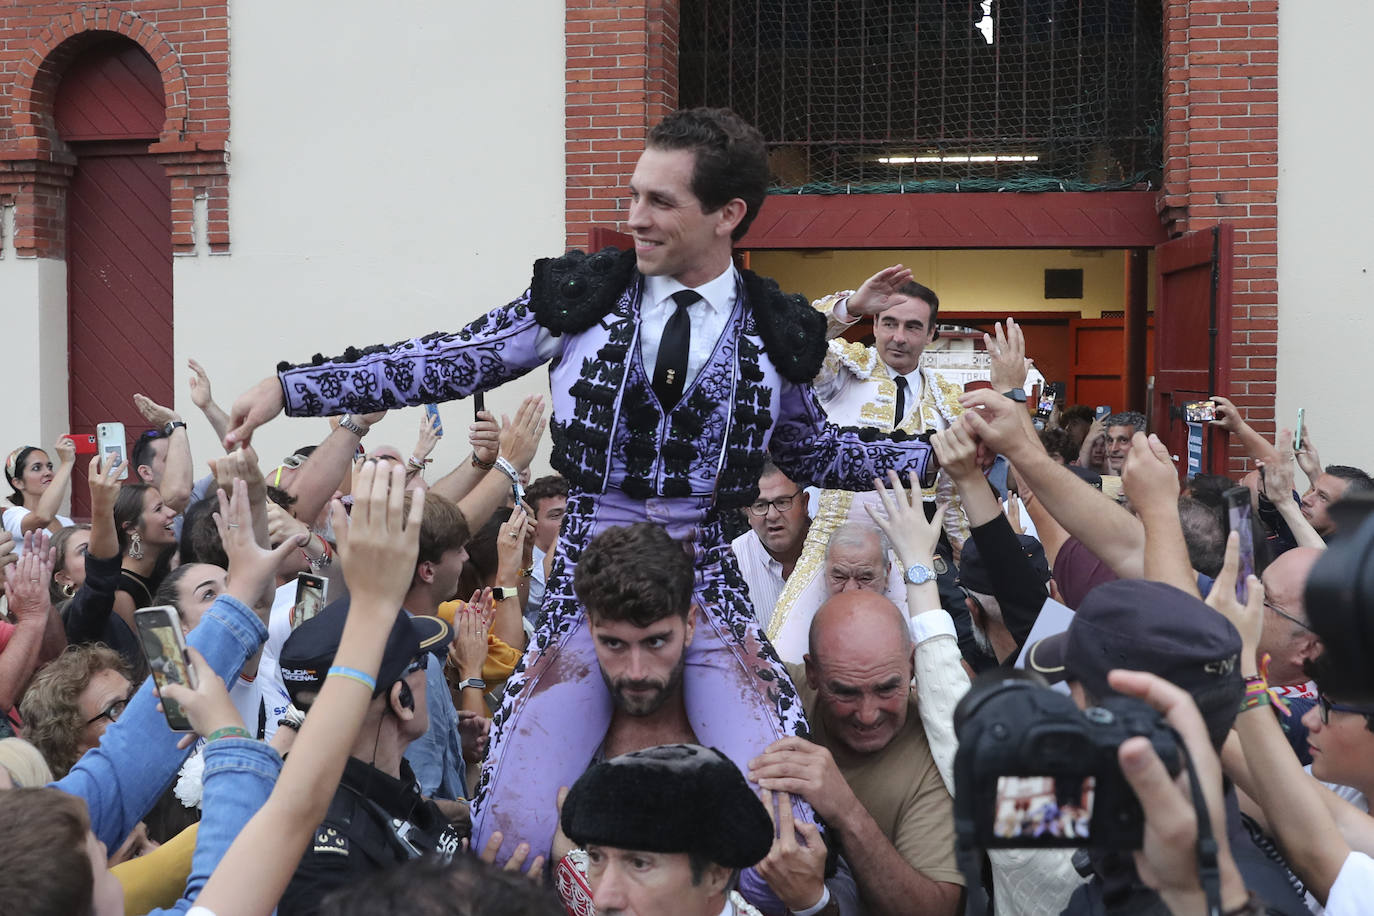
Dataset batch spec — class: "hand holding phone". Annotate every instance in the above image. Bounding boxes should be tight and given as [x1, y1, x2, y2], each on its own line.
[292, 572, 328, 629]
[154, 646, 251, 746]
[1223, 487, 1256, 604]
[425, 403, 444, 438]
[135, 606, 199, 731]
[473, 392, 486, 419]
[96, 422, 129, 481]
[1095, 405, 1112, 422]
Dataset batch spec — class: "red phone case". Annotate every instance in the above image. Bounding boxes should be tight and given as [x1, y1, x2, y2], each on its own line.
[67, 434, 98, 456]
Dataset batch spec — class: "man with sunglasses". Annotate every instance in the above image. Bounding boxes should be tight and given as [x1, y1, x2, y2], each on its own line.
[276, 598, 460, 916]
[731, 463, 811, 632]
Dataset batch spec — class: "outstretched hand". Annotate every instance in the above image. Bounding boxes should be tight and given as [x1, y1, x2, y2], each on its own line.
[846, 264, 916, 317]
[985, 318, 1033, 393]
[334, 461, 424, 617]
[866, 469, 945, 568]
[1121, 432, 1180, 509]
[498, 395, 548, 471]
[218, 479, 307, 616]
[158, 648, 248, 750]
[225, 376, 287, 449]
[4, 531, 54, 625]
[1205, 531, 1263, 669]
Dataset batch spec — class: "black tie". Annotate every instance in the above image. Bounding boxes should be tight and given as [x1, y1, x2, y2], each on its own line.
[894, 375, 909, 429]
[653, 290, 702, 409]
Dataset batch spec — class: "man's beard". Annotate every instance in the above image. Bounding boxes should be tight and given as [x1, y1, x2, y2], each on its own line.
[603, 651, 688, 717]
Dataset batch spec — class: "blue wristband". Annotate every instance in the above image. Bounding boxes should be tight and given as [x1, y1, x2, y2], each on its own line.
[327, 665, 377, 692]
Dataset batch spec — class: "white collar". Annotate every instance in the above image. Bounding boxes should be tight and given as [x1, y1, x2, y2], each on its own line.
[644, 263, 736, 315]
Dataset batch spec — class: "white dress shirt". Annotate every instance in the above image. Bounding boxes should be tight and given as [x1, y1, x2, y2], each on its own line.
[730, 529, 789, 632]
[638, 265, 738, 390]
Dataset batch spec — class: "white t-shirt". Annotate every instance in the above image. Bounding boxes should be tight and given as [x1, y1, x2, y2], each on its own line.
[1325, 851, 1374, 916]
[252, 581, 296, 741]
[2, 506, 74, 554]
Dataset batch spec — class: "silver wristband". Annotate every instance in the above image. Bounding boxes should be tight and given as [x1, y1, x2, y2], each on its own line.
[338, 415, 370, 438]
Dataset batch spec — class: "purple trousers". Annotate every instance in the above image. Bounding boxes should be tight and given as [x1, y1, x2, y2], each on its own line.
[471, 488, 811, 913]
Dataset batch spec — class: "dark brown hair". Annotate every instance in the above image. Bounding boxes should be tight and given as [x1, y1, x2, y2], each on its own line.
[0, 788, 95, 915]
[647, 107, 769, 241]
[574, 523, 695, 627]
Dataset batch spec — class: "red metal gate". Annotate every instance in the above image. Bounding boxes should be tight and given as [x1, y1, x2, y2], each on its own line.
[1151, 225, 1234, 476]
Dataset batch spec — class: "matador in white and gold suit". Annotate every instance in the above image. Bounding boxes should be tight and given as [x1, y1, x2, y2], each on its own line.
[767, 285, 969, 663]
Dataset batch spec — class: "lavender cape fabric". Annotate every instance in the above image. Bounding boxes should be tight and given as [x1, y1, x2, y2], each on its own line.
[277, 262, 935, 911]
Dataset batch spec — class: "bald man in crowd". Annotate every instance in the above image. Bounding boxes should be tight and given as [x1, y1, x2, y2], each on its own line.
[750, 590, 963, 916]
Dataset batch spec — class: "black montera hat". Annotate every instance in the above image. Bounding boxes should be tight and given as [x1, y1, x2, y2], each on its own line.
[561, 744, 773, 869]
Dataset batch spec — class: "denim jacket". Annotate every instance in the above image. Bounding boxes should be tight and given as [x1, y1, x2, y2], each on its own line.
[148, 737, 283, 915]
[402, 654, 468, 801]
[53, 593, 269, 852]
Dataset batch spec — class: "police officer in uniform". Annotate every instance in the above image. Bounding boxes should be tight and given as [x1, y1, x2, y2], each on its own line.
[275, 598, 464, 916]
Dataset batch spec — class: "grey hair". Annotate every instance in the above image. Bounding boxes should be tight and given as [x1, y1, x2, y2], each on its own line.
[825, 521, 891, 569]
[1106, 411, 1146, 433]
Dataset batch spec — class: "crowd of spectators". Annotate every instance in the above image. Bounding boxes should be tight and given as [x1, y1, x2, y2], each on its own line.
[2, 105, 1374, 916]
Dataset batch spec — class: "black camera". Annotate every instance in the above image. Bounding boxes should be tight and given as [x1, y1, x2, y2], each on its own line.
[953, 678, 1180, 850]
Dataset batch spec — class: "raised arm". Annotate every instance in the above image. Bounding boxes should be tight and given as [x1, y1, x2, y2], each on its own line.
[454, 395, 547, 536]
[1209, 535, 1350, 904]
[0, 536, 56, 712]
[1258, 428, 1327, 551]
[21, 436, 76, 534]
[191, 463, 425, 916]
[769, 380, 937, 494]
[188, 358, 233, 451]
[960, 389, 1147, 579]
[62, 456, 125, 646]
[429, 409, 499, 505]
[1209, 394, 1280, 467]
[284, 410, 384, 526]
[54, 479, 305, 850]
[135, 394, 194, 513]
[1122, 432, 1198, 596]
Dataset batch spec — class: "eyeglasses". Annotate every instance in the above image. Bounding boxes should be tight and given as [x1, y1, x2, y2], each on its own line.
[747, 488, 803, 517]
[405, 655, 428, 676]
[1318, 693, 1374, 725]
[271, 454, 307, 487]
[85, 691, 135, 726]
[1264, 602, 1316, 634]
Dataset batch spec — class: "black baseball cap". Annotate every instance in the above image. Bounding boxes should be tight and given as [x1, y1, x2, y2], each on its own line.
[958, 533, 1051, 596]
[1026, 579, 1243, 746]
[278, 597, 452, 708]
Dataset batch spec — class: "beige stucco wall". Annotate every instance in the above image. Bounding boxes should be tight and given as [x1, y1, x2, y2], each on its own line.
[168, 0, 566, 479]
[1276, 5, 1374, 468]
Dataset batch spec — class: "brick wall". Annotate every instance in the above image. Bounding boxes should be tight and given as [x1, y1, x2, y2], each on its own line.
[565, 0, 679, 250]
[0, 2, 229, 257]
[1160, 0, 1279, 474]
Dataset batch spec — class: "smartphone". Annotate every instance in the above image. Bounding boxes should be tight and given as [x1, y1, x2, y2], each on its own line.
[1035, 395, 1056, 419]
[1224, 487, 1256, 604]
[66, 433, 98, 456]
[1047, 381, 1066, 401]
[1094, 405, 1112, 421]
[1184, 400, 1217, 423]
[292, 572, 328, 629]
[473, 391, 486, 418]
[1293, 408, 1305, 453]
[425, 403, 444, 438]
[134, 606, 199, 732]
[96, 422, 128, 481]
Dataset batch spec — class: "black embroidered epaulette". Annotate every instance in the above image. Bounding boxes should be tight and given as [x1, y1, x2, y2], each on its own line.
[529, 246, 638, 336]
[312, 825, 350, 857]
[740, 269, 828, 384]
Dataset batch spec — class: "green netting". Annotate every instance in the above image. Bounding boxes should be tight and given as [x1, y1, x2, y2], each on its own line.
[679, 0, 1164, 193]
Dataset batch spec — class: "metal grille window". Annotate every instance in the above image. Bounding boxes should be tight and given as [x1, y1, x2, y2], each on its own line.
[678, 0, 1163, 193]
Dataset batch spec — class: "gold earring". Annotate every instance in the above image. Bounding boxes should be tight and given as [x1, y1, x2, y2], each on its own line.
[61, 582, 75, 598]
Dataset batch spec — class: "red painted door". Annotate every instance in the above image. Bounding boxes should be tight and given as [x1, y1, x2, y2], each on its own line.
[66, 145, 174, 515]
[1068, 317, 1156, 409]
[1152, 225, 1234, 475]
[57, 38, 171, 517]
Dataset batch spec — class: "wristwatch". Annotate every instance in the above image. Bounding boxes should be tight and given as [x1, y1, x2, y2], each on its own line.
[1002, 388, 1027, 403]
[338, 415, 370, 437]
[458, 677, 487, 692]
[162, 420, 187, 436]
[904, 562, 937, 586]
[491, 586, 519, 602]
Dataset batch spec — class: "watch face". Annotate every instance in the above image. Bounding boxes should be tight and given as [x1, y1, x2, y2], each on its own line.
[906, 563, 934, 585]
